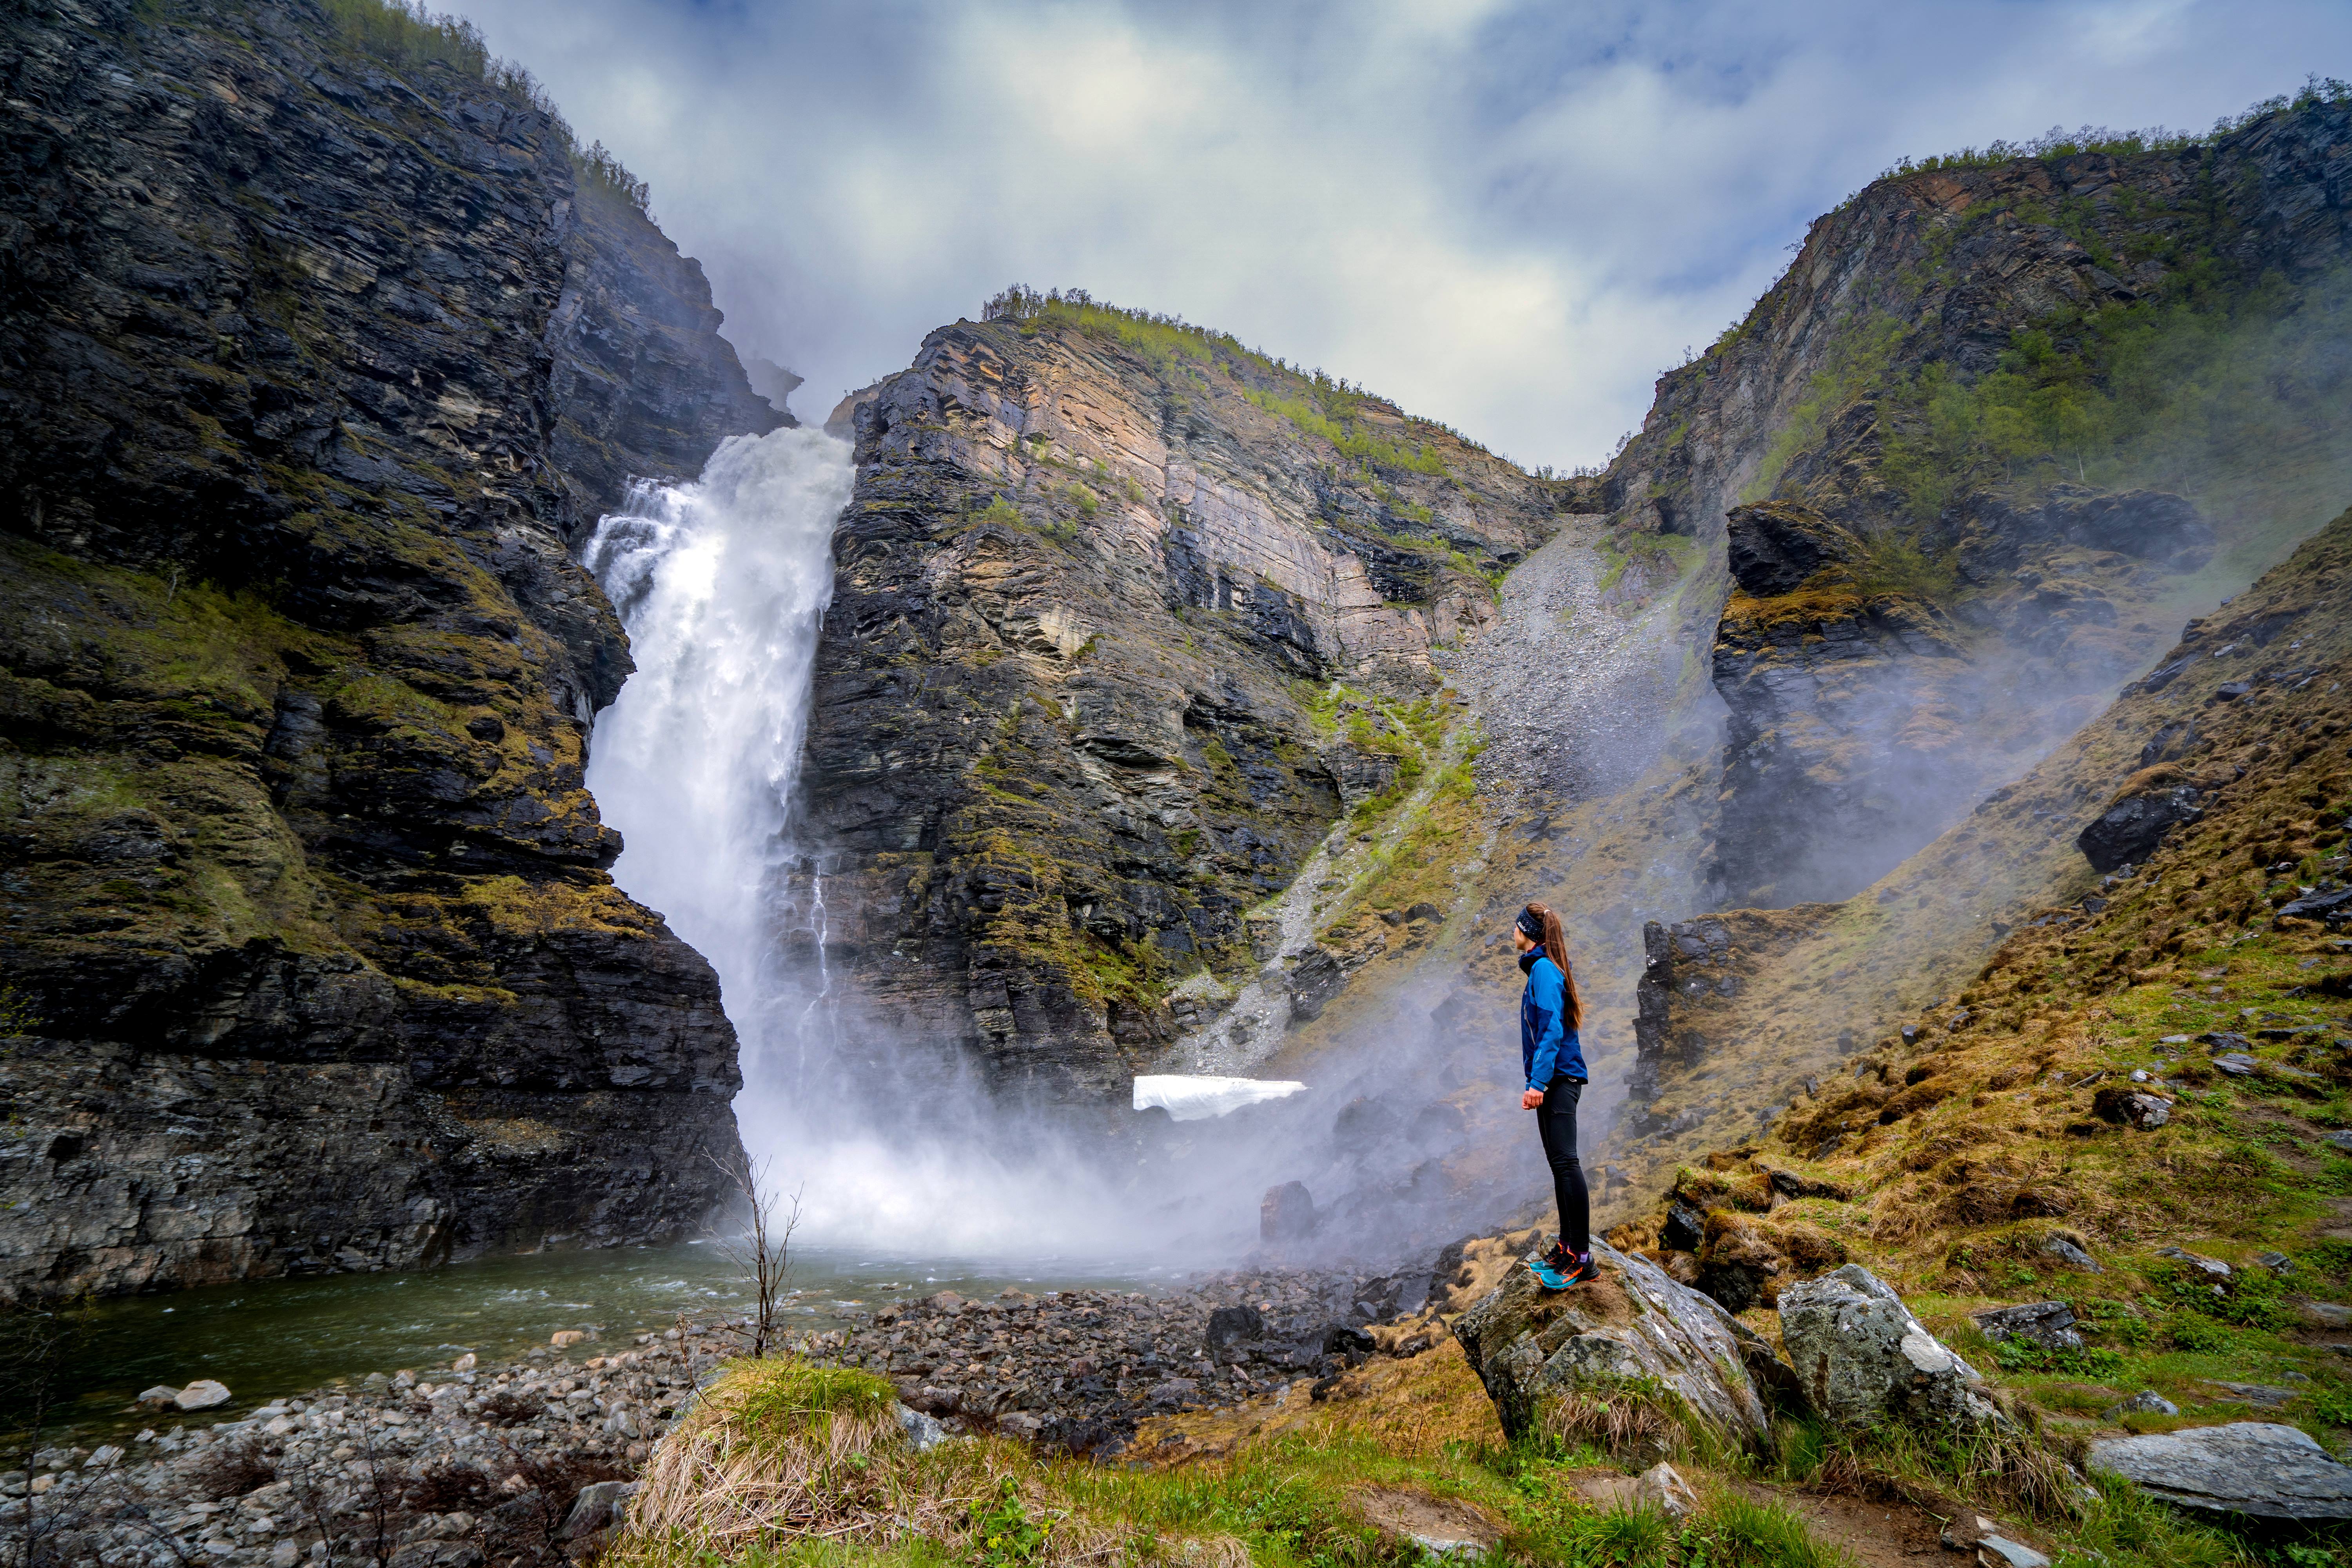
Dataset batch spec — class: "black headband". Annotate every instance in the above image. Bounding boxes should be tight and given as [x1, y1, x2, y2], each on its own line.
[1516, 907, 1546, 941]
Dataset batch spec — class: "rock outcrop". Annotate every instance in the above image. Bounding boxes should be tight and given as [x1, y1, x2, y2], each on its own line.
[0, 0, 778, 1296]
[2088, 1423, 2352, 1521]
[1451, 1240, 1787, 1455]
[1777, 1264, 2008, 1434]
[799, 303, 1559, 1098]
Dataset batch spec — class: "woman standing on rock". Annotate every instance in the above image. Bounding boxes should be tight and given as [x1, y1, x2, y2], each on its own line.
[1513, 902, 1595, 1288]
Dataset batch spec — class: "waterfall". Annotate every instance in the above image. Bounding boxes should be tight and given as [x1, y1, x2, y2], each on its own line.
[582, 427, 1151, 1259]
[583, 427, 850, 1118]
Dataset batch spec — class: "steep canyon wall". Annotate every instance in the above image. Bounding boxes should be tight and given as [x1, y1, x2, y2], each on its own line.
[800, 310, 1563, 1104]
[1612, 98, 2352, 1179]
[0, 0, 779, 1296]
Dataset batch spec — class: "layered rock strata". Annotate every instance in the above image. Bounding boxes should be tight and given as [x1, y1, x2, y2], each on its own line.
[801, 309, 1558, 1098]
[0, 0, 779, 1296]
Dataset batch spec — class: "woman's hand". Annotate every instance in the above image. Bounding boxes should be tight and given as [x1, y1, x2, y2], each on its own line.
[1521, 1087, 1544, 1109]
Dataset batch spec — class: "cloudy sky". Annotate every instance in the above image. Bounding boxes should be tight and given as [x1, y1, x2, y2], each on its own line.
[450, 0, 2350, 470]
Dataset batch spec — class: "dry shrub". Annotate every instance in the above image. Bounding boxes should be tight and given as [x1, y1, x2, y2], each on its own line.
[189, 1442, 276, 1499]
[1538, 1391, 1682, 1465]
[1771, 1222, 1847, 1273]
[475, 1388, 541, 1427]
[1817, 1422, 2081, 1523]
[405, 1462, 504, 1513]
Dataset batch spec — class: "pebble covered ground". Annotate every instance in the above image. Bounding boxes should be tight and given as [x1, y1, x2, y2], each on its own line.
[7, 1264, 1443, 1566]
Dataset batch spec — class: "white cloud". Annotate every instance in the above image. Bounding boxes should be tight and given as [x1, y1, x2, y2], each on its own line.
[449, 0, 2352, 468]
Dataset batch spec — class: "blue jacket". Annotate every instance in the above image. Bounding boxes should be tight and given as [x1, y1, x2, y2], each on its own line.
[1520, 946, 1585, 1090]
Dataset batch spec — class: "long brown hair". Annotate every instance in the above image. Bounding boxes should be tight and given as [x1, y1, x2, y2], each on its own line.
[1524, 902, 1582, 1033]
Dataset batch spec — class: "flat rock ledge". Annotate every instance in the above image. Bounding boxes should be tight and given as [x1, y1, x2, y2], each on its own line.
[1452, 1239, 1788, 1456]
[2088, 1422, 2352, 1521]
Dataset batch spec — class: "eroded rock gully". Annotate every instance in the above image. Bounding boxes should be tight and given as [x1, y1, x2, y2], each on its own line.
[0, 0, 779, 1296]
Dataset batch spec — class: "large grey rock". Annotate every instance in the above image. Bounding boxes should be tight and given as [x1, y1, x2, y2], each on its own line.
[2088, 1423, 2352, 1520]
[1777, 1264, 2007, 1434]
[1452, 1240, 1789, 1454]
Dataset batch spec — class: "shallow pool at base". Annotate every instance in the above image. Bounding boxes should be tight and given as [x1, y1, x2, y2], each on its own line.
[57, 1241, 1169, 1439]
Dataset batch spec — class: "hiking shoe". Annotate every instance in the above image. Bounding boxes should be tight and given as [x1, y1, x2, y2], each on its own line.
[1528, 1250, 1572, 1290]
[1561, 1249, 1602, 1287]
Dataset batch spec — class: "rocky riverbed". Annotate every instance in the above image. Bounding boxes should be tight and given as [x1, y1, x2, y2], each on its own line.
[10, 1265, 1441, 1566]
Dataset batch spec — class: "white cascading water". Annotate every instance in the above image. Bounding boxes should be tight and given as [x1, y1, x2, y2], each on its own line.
[582, 428, 1149, 1259]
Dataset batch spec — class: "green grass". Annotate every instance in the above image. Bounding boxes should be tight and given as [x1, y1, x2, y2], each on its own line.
[1874, 264, 2352, 539]
[1243, 390, 1450, 478]
[1868, 76, 2352, 185]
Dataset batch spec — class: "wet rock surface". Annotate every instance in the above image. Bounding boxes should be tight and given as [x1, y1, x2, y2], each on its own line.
[816, 1266, 1437, 1455]
[2087, 1421, 2352, 1520]
[0, 0, 775, 1296]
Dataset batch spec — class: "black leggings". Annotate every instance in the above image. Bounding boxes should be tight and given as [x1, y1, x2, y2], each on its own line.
[1534, 1075, 1590, 1256]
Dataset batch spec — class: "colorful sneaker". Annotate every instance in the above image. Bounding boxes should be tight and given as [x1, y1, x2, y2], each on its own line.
[1529, 1241, 1574, 1290]
[1561, 1249, 1602, 1287]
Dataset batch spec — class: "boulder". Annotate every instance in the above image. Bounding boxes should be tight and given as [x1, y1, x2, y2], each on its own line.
[1287, 948, 1347, 1022]
[1261, 1181, 1317, 1241]
[1970, 1301, 2082, 1353]
[174, 1380, 232, 1411]
[1660, 1201, 1707, 1254]
[2077, 787, 2203, 874]
[2105, 1390, 2178, 1418]
[2087, 1423, 2352, 1520]
[2040, 1236, 2103, 1273]
[1942, 1513, 2051, 1568]
[1205, 1304, 1265, 1351]
[2155, 1246, 2231, 1280]
[1451, 1240, 1787, 1456]
[1637, 1461, 1698, 1520]
[895, 1403, 948, 1451]
[558, 1479, 637, 1542]
[136, 1386, 180, 1409]
[2091, 1087, 2171, 1129]
[1777, 1265, 2008, 1434]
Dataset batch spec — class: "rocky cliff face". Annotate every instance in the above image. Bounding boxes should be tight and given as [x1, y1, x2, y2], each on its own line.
[800, 306, 1560, 1100]
[0, 0, 779, 1298]
[1601, 100, 2352, 911]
